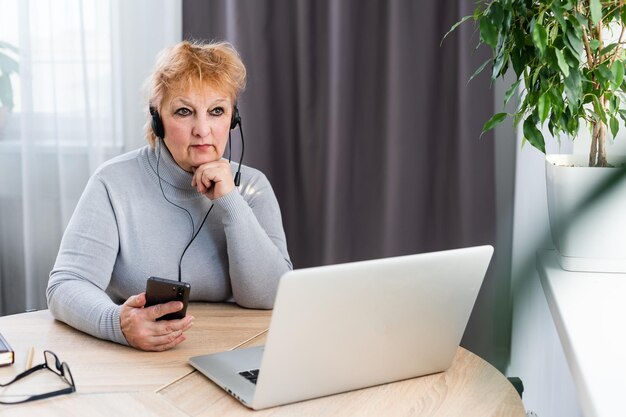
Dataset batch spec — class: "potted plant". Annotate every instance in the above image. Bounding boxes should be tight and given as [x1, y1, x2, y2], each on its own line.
[0, 40, 19, 136]
[446, 0, 626, 272]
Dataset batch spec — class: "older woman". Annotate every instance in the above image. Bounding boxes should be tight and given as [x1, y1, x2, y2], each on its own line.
[47, 41, 292, 351]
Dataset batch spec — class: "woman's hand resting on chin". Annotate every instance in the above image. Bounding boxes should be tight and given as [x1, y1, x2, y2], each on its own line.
[191, 160, 235, 200]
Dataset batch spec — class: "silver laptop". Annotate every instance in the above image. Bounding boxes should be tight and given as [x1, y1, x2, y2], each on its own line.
[189, 245, 493, 410]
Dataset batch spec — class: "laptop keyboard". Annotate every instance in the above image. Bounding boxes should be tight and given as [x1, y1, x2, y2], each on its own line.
[238, 369, 260, 384]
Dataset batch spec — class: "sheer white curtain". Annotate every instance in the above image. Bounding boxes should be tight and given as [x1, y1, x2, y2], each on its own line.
[0, 0, 181, 315]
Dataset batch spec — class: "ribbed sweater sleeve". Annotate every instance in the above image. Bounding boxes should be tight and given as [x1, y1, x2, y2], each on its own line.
[213, 173, 293, 309]
[47, 174, 129, 345]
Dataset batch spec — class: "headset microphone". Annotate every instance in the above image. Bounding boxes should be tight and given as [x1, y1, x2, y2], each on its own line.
[230, 105, 245, 187]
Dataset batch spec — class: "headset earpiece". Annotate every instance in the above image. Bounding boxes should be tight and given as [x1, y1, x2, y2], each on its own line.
[150, 107, 165, 139]
[230, 105, 241, 130]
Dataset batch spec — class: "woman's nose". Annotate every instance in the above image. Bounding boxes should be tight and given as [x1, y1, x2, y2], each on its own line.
[192, 115, 211, 137]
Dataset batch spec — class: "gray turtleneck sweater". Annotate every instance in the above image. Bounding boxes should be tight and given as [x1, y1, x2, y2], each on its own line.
[47, 145, 292, 345]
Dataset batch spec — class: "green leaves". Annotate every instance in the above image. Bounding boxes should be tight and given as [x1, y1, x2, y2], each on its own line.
[504, 79, 521, 105]
[596, 64, 614, 88]
[538, 93, 550, 123]
[590, 0, 602, 26]
[554, 48, 569, 77]
[599, 43, 619, 57]
[482, 112, 508, 135]
[523, 117, 546, 153]
[469, 58, 492, 83]
[592, 96, 607, 124]
[0, 73, 14, 109]
[564, 70, 582, 106]
[0, 42, 18, 109]
[610, 116, 620, 138]
[441, 15, 472, 45]
[564, 23, 583, 59]
[611, 61, 624, 89]
[443, 0, 626, 154]
[550, 3, 566, 29]
[0, 51, 18, 75]
[480, 16, 498, 48]
[492, 33, 509, 78]
[532, 21, 548, 56]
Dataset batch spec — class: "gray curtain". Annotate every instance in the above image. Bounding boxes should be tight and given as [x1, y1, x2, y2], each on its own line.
[184, 0, 508, 368]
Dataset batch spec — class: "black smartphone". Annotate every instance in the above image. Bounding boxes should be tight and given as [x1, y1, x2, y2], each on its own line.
[145, 277, 191, 321]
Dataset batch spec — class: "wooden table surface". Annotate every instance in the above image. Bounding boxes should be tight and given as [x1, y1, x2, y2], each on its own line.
[0, 303, 525, 416]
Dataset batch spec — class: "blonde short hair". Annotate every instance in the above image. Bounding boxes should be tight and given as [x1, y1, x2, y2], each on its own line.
[144, 40, 247, 146]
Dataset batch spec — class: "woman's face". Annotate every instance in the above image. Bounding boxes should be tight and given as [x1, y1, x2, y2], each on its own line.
[161, 86, 233, 172]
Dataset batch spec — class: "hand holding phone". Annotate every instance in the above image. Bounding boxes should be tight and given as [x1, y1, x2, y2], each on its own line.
[145, 277, 191, 321]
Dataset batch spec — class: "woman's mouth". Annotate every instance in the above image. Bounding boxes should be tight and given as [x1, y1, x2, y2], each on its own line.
[191, 144, 213, 151]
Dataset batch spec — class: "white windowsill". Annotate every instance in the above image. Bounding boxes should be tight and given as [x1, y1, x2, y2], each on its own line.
[537, 250, 626, 417]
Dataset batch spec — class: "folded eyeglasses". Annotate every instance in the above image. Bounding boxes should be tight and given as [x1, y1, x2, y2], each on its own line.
[0, 350, 75, 404]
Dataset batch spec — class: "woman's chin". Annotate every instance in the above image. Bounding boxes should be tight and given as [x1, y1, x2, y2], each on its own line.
[190, 156, 220, 168]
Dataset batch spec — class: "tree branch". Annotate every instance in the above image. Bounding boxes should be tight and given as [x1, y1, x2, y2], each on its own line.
[610, 2, 626, 66]
[582, 28, 596, 68]
[581, 1, 596, 68]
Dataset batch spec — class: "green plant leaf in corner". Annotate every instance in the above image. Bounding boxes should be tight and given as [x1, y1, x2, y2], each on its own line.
[523, 117, 546, 153]
[592, 95, 607, 124]
[481, 112, 508, 137]
[555, 48, 570, 77]
[0, 52, 19, 74]
[480, 17, 499, 48]
[564, 70, 582, 106]
[0, 73, 14, 109]
[538, 92, 550, 123]
[565, 25, 584, 58]
[532, 22, 548, 56]
[610, 115, 620, 138]
[590, 0, 602, 26]
[441, 15, 472, 46]
[599, 43, 619, 57]
[504, 79, 521, 105]
[551, 3, 566, 29]
[0, 41, 19, 53]
[612, 60, 624, 88]
[469, 58, 492, 83]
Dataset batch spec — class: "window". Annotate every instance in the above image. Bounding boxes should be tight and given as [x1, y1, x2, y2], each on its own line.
[0, 0, 121, 148]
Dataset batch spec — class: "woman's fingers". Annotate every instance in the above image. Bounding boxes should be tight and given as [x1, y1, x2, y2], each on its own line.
[146, 316, 194, 350]
[153, 315, 194, 336]
[120, 293, 194, 351]
[191, 160, 235, 199]
[123, 292, 146, 308]
[151, 316, 193, 338]
[145, 300, 184, 321]
[151, 332, 187, 352]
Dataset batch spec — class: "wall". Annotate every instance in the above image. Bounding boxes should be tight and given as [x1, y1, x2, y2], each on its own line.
[501, 72, 583, 415]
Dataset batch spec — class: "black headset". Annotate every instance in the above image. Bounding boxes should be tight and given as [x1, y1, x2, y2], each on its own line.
[149, 105, 244, 185]
[151, 105, 243, 282]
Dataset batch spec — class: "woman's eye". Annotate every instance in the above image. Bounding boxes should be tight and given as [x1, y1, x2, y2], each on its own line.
[175, 108, 192, 116]
[210, 107, 224, 116]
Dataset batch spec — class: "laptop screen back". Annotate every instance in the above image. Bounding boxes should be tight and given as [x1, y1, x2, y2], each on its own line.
[251, 245, 493, 409]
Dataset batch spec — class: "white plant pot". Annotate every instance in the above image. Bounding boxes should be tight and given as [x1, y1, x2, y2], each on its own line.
[546, 154, 626, 273]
